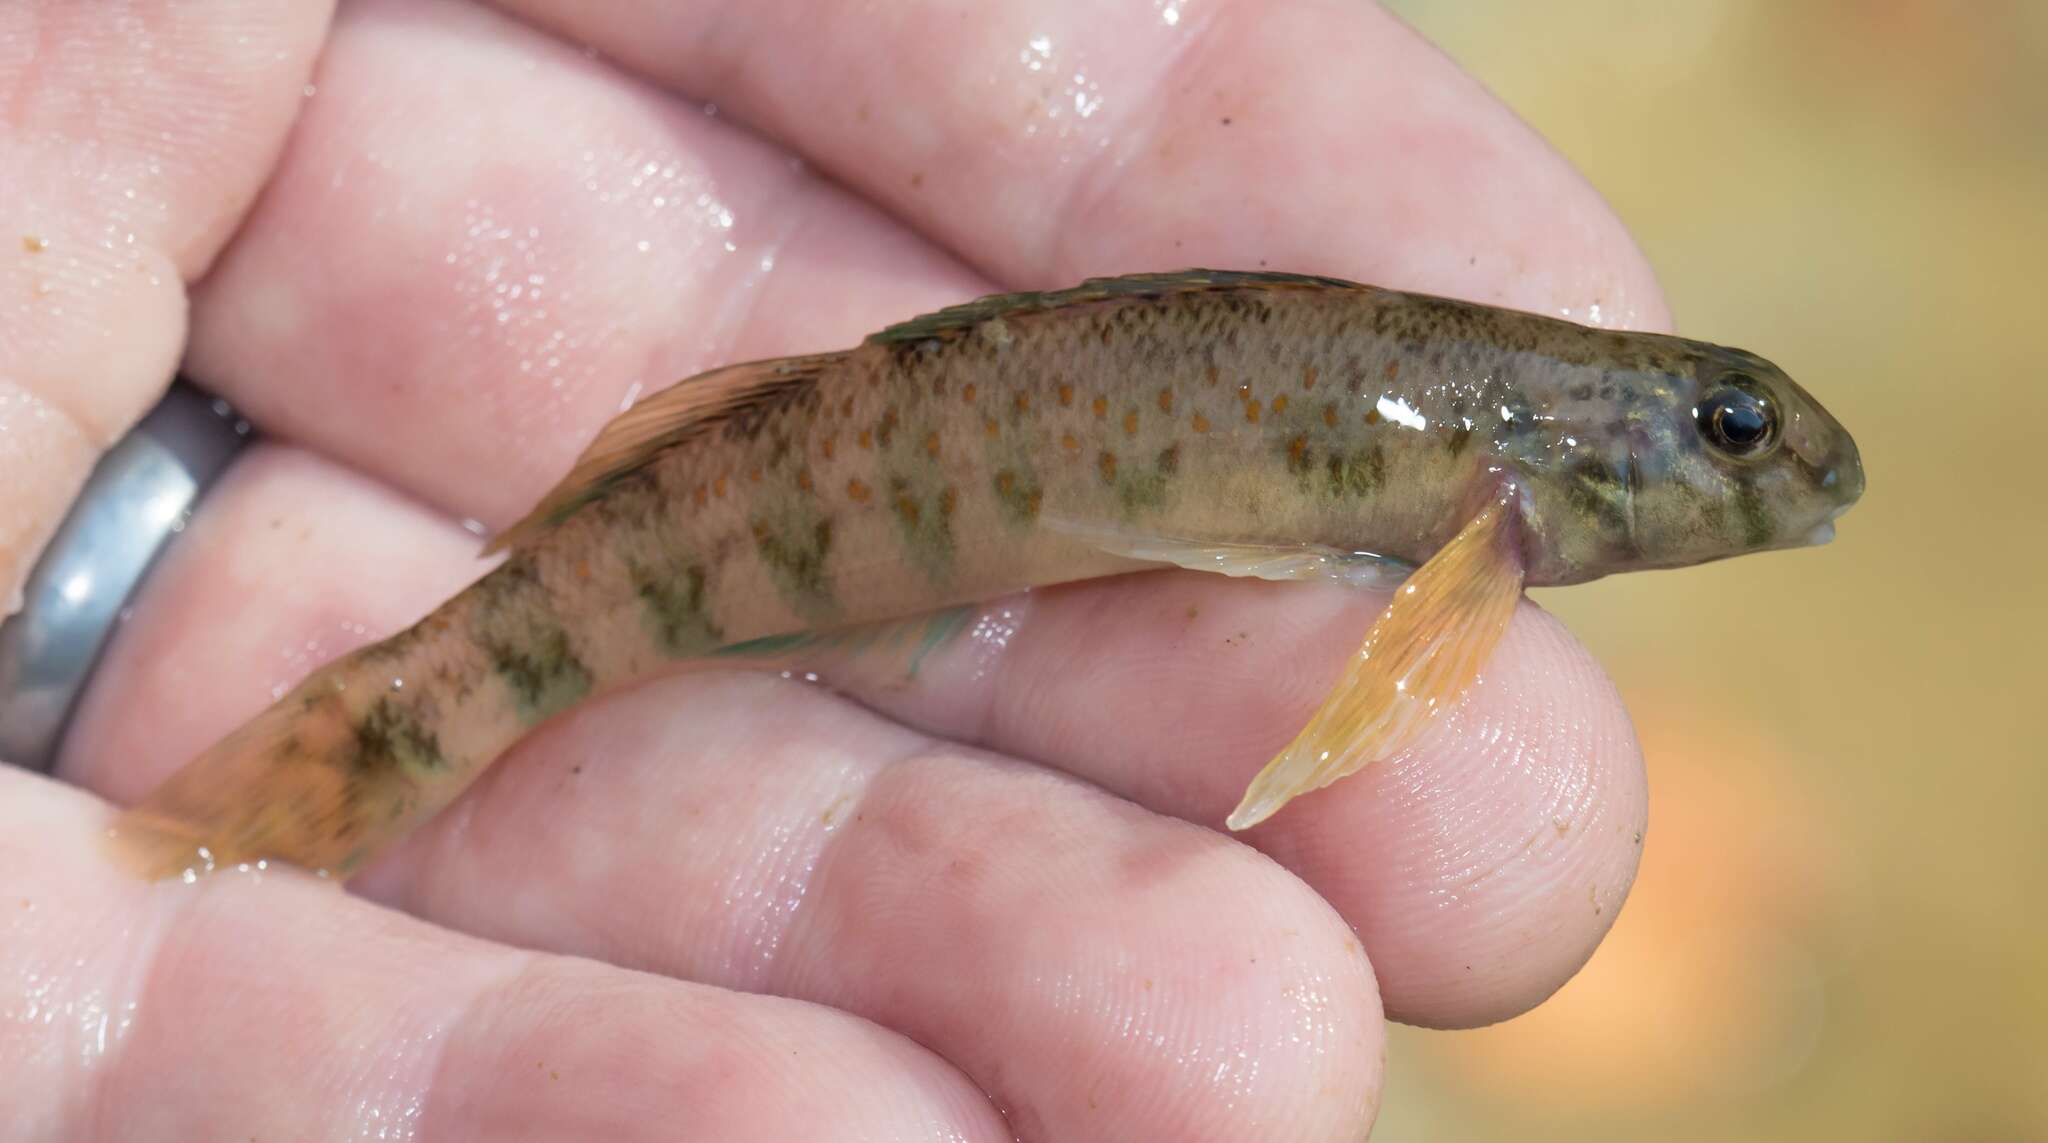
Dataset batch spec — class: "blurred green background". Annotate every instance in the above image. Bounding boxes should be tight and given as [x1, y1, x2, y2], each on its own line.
[1374, 2, 2048, 1139]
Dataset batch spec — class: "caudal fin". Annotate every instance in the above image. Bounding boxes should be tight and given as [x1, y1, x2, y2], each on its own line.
[107, 666, 424, 880]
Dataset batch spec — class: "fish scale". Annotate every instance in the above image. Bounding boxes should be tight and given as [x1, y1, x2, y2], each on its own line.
[111, 270, 1863, 876]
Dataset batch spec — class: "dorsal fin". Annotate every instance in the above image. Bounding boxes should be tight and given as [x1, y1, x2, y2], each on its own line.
[485, 352, 843, 553]
[866, 269, 1365, 346]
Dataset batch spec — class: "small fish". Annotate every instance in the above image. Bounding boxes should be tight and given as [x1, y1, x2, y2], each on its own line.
[111, 270, 1863, 877]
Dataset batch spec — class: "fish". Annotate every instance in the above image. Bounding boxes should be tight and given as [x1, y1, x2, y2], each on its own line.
[109, 270, 1864, 879]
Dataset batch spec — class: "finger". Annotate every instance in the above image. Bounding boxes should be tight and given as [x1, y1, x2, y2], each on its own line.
[823, 575, 1650, 1028]
[493, 0, 1671, 327]
[185, 0, 988, 527]
[63, 452, 1385, 1141]
[0, 769, 1009, 1140]
[0, 0, 330, 610]
[65, 431, 1641, 1034]
[374, 675, 1387, 1141]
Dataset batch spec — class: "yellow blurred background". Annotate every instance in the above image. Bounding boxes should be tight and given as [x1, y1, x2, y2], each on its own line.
[1375, 2, 2048, 1138]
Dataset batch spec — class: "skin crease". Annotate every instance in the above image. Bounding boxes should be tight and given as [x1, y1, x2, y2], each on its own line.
[1, 0, 1668, 1138]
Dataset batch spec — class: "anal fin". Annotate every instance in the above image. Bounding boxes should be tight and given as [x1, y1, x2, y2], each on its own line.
[1044, 517, 1416, 590]
[1226, 496, 1526, 830]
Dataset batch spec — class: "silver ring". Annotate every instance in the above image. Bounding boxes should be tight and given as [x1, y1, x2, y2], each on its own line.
[0, 381, 253, 773]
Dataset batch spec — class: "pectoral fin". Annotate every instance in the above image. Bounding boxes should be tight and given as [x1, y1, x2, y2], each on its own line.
[1226, 496, 1526, 831]
[1044, 517, 1415, 590]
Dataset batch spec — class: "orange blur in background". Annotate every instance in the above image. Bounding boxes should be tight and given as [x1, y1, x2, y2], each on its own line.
[1377, 2, 2048, 1138]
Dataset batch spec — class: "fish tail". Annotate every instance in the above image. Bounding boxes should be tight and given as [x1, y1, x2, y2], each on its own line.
[108, 599, 496, 881]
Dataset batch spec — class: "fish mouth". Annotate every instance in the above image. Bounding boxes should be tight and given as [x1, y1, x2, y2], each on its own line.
[1798, 495, 1857, 547]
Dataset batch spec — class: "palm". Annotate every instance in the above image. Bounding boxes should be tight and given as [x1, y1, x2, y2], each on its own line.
[6, 2, 1662, 1137]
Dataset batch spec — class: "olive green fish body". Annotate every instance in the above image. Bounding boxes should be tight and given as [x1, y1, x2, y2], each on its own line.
[116, 271, 1863, 875]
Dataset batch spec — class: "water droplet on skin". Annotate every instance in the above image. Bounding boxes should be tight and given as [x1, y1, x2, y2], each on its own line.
[1021, 34, 1053, 72]
[459, 517, 488, 536]
[964, 602, 1027, 683]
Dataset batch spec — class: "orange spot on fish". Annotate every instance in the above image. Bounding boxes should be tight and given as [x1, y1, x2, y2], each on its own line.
[924, 430, 941, 459]
[1062, 433, 1079, 452]
[1123, 410, 1139, 437]
[1270, 394, 1289, 414]
[1323, 404, 1339, 428]
[1365, 408, 1383, 426]
[846, 478, 872, 503]
[940, 486, 958, 517]
[896, 496, 921, 526]
[822, 435, 836, 460]
[1206, 365, 1220, 387]
[576, 560, 592, 581]
[841, 395, 855, 416]
[1092, 396, 1108, 419]
[1098, 451, 1118, 483]
[1302, 365, 1319, 390]
[1384, 360, 1400, 381]
[693, 485, 708, 507]
[1014, 392, 1030, 413]
[748, 467, 762, 484]
[858, 428, 874, 450]
[1238, 383, 1253, 401]
[984, 417, 999, 439]
[1193, 412, 1211, 433]
[1287, 435, 1308, 466]
[1158, 388, 1174, 413]
[963, 383, 978, 403]
[714, 476, 728, 498]
[1245, 400, 1262, 424]
[996, 470, 1016, 494]
[1058, 383, 1075, 407]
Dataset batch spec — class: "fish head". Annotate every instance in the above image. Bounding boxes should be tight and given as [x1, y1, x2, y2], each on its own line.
[1616, 343, 1864, 576]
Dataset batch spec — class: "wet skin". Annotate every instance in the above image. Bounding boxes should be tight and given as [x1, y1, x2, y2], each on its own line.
[0, 2, 1751, 1139]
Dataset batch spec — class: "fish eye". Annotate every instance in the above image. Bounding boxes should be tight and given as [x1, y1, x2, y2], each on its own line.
[1696, 378, 1778, 458]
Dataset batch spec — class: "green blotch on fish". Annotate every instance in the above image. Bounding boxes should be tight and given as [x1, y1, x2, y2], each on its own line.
[1324, 445, 1387, 499]
[1107, 445, 1179, 517]
[469, 553, 596, 722]
[634, 560, 724, 657]
[882, 471, 957, 586]
[751, 503, 840, 621]
[482, 625, 592, 723]
[351, 696, 445, 777]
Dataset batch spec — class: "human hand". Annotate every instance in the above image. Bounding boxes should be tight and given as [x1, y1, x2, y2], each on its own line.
[3, 2, 1665, 1137]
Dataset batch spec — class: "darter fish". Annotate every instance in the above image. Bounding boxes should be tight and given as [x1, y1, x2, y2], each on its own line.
[111, 270, 1865, 878]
